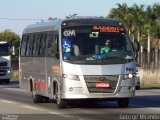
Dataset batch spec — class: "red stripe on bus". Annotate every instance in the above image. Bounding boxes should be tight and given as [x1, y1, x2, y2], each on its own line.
[34, 80, 46, 91]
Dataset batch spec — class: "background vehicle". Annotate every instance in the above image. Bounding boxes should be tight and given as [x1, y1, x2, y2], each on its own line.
[0, 41, 12, 83]
[20, 17, 138, 108]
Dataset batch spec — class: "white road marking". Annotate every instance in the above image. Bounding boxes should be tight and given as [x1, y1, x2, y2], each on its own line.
[4, 88, 28, 92]
[0, 99, 17, 104]
[48, 111, 73, 118]
[22, 105, 44, 111]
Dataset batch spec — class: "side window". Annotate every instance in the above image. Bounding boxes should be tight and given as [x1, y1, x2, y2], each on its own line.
[33, 34, 41, 56]
[39, 33, 47, 56]
[20, 35, 28, 56]
[47, 32, 55, 57]
[26, 34, 34, 56]
[47, 32, 59, 59]
[55, 33, 59, 54]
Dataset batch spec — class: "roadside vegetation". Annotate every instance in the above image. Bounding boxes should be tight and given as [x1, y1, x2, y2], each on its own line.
[108, 3, 160, 49]
[139, 69, 160, 88]
[12, 70, 19, 80]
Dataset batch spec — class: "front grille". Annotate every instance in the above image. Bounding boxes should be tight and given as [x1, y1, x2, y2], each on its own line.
[84, 75, 119, 93]
[0, 62, 7, 67]
[0, 70, 6, 76]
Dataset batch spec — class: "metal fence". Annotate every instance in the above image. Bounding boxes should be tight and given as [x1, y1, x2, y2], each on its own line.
[11, 60, 19, 70]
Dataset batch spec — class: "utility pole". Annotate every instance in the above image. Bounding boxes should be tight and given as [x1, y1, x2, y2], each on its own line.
[147, 33, 150, 53]
[137, 31, 140, 65]
[147, 33, 151, 69]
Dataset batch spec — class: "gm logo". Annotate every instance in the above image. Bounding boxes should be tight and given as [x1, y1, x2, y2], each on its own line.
[63, 30, 76, 37]
[126, 67, 134, 72]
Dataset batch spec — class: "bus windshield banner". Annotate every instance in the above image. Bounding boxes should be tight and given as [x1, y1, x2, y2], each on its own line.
[93, 26, 125, 32]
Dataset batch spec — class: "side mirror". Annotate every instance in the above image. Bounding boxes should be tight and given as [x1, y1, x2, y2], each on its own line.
[132, 41, 140, 60]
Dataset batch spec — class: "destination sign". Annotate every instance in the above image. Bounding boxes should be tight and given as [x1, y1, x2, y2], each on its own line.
[93, 26, 125, 32]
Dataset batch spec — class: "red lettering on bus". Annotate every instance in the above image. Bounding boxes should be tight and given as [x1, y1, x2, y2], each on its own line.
[93, 26, 125, 32]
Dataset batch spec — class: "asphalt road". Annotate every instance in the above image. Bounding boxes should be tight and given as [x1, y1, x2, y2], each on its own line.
[0, 80, 160, 120]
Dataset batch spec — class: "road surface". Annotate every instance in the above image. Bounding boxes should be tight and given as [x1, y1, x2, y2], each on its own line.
[0, 80, 160, 120]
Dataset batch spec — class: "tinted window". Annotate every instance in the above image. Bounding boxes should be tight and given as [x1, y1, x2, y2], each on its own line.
[21, 35, 28, 56]
[39, 33, 47, 56]
[47, 32, 57, 57]
[33, 34, 41, 56]
[26, 34, 34, 56]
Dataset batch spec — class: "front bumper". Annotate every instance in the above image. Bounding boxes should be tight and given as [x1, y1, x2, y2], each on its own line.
[61, 78, 135, 99]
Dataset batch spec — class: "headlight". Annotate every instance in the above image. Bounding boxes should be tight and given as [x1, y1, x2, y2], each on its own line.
[136, 72, 139, 77]
[62, 74, 80, 81]
[7, 70, 11, 74]
[124, 73, 136, 79]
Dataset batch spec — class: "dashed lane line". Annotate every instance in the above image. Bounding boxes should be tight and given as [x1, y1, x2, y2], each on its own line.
[22, 105, 45, 111]
[0, 99, 17, 104]
[48, 111, 73, 118]
[0, 98, 74, 118]
[3, 88, 28, 92]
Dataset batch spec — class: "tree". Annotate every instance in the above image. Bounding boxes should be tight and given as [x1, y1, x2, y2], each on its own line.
[131, 4, 145, 42]
[108, 3, 133, 34]
[65, 14, 78, 19]
[0, 29, 20, 60]
[48, 17, 59, 21]
[108, 3, 160, 51]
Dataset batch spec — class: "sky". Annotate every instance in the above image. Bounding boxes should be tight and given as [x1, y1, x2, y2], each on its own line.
[0, 0, 159, 36]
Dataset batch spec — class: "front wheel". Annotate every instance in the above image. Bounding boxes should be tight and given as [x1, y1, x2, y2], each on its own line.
[117, 98, 129, 108]
[136, 86, 140, 90]
[55, 84, 67, 109]
[57, 98, 67, 109]
[4, 79, 10, 84]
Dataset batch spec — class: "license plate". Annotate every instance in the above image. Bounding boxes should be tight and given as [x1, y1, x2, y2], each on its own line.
[96, 82, 110, 88]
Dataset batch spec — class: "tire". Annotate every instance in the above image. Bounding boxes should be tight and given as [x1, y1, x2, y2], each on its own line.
[136, 86, 140, 90]
[117, 98, 129, 108]
[4, 79, 10, 84]
[55, 84, 67, 109]
[32, 93, 43, 103]
[43, 97, 49, 103]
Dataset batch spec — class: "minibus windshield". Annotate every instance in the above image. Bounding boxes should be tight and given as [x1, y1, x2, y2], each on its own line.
[62, 26, 134, 64]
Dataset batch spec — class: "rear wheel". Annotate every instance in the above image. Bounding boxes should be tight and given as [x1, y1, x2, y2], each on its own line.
[55, 84, 67, 109]
[32, 93, 43, 103]
[117, 98, 129, 108]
